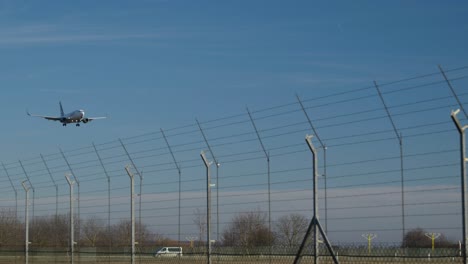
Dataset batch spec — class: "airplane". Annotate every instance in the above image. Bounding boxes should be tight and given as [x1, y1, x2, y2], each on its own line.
[27, 102, 106, 126]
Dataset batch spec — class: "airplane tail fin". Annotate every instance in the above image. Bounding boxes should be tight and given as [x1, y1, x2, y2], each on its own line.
[59, 101, 64, 116]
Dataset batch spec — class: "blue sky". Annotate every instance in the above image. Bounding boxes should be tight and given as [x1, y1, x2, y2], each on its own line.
[0, 1, 468, 243]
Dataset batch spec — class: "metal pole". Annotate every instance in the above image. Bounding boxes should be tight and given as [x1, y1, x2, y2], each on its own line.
[119, 139, 143, 254]
[374, 81, 405, 241]
[60, 149, 80, 247]
[19, 160, 35, 255]
[21, 181, 30, 264]
[215, 165, 219, 241]
[2, 163, 18, 264]
[362, 234, 377, 255]
[294, 135, 339, 264]
[323, 146, 327, 233]
[308, 136, 319, 264]
[201, 151, 212, 264]
[195, 120, 221, 241]
[138, 172, 142, 264]
[125, 166, 136, 264]
[91, 143, 112, 263]
[246, 109, 272, 260]
[65, 174, 75, 264]
[451, 109, 468, 264]
[425, 233, 441, 251]
[399, 134, 405, 240]
[161, 129, 182, 244]
[297, 95, 328, 233]
[40, 154, 58, 264]
[40, 155, 58, 226]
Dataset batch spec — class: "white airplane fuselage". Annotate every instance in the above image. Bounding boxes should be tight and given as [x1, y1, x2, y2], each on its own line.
[61, 110, 85, 124]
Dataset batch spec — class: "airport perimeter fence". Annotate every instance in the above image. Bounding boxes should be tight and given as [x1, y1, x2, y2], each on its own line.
[0, 65, 468, 264]
[0, 244, 465, 263]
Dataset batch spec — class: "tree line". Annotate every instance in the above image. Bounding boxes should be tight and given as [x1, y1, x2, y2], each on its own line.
[0, 208, 170, 248]
[0, 208, 307, 250]
[0, 208, 458, 251]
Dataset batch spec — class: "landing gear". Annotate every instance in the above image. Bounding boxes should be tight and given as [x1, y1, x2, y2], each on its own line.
[76, 123, 80, 127]
[63, 123, 67, 126]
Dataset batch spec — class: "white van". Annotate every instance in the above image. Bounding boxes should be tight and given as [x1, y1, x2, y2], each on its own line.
[154, 247, 183, 257]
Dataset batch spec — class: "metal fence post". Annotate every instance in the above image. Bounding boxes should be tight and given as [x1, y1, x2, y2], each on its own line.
[125, 166, 136, 264]
[21, 180, 31, 264]
[161, 129, 182, 244]
[60, 149, 80, 247]
[297, 95, 328, 233]
[451, 109, 468, 264]
[40, 154, 59, 264]
[92, 143, 112, 263]
[294, 135, 339, 264]
[310, 135, 319, 264]
[374, 81, 405, 242]
[65, 173, 75, 264]
[19, 160, 35, 254]
[196, 120, 221, 242]
[120, 139, 143, 257]
[201, 151, 212, 264]
[246, 108, 273, 261]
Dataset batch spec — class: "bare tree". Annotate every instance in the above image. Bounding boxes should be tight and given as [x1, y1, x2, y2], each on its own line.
[153, 233, 171, 246]
[55, 214, 71, 247]
[110, 220, 153, 247]
[193, 208, 206, 245]
[221, 209, 274, 253]
[0, 209, 22, 247]
[403, 228, 453, 248]
[82, 216, 105, 247]
[275, 213, 308, 247]
[28, 214, 69, 247]
[30, 215, 55, 247]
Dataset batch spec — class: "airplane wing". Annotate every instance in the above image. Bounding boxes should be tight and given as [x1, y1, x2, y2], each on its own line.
[27, 111, 62, 121]
[86, 116, 107, 122]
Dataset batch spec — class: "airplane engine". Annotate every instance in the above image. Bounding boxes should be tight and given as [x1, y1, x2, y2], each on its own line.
[82, 118, 89, 123]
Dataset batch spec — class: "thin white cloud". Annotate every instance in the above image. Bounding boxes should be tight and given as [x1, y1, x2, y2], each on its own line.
[0, 24, 159, 45]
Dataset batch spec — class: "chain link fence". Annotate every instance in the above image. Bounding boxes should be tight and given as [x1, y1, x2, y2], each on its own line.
[0, 244, 464, 263]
